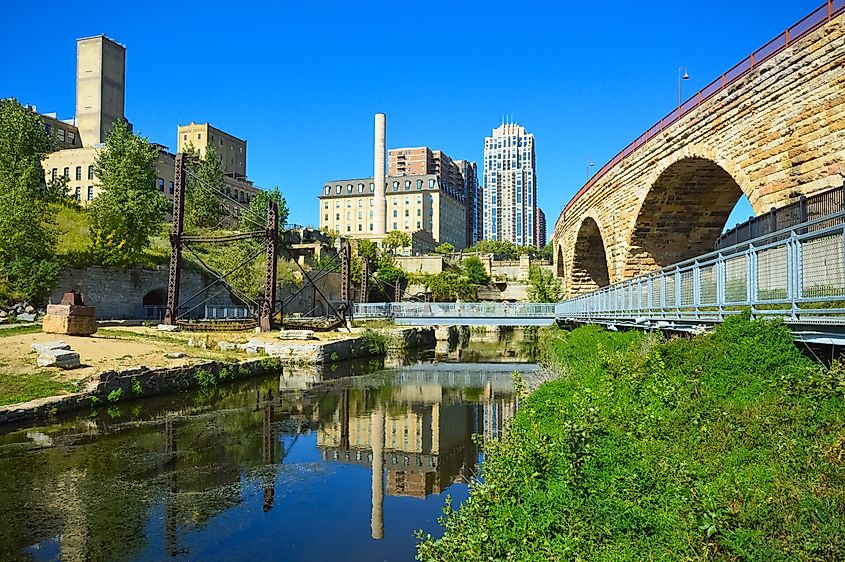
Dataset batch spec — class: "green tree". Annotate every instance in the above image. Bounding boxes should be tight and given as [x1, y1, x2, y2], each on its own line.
[527, 265, 562, 302]
[89, 120, 166, 265]
[0, 99, 61, 301]
[539, 242, 553, 260]
[356, 239, 378, 262]
[463, 255, 490, 285]
[382, 230, 410, 254]
[434, 242, 454, 255]
[470, 239, 519, 259]
[184, 143, 225, 229]
[240, 186, 289, 232]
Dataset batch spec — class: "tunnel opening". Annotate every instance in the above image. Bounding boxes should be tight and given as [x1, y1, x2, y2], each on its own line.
[571, 217, 610, 293]
[625, 157, 746, 276]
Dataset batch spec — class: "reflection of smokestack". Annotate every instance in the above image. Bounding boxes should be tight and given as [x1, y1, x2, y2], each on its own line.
[373, 113, 386, 236]
[371, 407, 385, 539]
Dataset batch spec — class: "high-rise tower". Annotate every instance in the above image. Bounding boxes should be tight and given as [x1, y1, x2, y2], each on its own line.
[482, 122, 537, 247]
[75, 35, 126, 147]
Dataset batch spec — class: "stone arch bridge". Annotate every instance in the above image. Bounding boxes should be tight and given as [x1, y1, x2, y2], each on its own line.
[552, 2, 845, 296]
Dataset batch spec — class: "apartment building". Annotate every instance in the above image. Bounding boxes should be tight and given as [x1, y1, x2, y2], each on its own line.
[455, 159, 482, 247]
[483, 122, 538, 248]
[318, 174, 467, 250]
[535, 208, 547, 249]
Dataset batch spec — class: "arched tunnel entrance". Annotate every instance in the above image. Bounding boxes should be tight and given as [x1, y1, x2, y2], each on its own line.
[571, 217, 610, 293]
[142, 288, 167, 321]
[556, 245, 565, 278]
[625, 157, 746, 276]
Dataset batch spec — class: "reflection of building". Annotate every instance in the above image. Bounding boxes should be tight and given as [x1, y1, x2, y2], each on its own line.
[317, 381, 516, 499]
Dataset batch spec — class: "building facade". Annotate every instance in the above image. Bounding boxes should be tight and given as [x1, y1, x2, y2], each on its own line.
[535, 208, 547, 249]
[37, 35, 261, 223]
[318, 175, 467, 250]
[455, 159, 482, 247]
[482, 123, 538, 247]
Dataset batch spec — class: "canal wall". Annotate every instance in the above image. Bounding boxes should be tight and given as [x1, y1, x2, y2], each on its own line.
[0, 326, 435, 426]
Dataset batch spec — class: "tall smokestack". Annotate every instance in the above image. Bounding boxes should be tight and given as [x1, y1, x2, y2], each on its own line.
[373, 113, 387, 236]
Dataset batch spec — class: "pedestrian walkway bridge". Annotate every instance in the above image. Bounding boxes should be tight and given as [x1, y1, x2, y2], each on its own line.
[352, 302, 557, 326]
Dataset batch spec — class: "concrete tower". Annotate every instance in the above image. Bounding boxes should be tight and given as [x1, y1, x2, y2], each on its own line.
[75, 35, 126, 147]
[372, 113, 387, 235]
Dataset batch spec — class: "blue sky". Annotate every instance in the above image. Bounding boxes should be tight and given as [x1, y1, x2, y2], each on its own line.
[1, 0, 821, 236]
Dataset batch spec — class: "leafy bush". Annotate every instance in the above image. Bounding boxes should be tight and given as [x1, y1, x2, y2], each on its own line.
[462, 256, 490, 285]
[360, 329, 388, 355]
[418, 316, 845, 560]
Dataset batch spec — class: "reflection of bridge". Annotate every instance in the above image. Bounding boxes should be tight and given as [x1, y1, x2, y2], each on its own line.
[552, 2, 845, 296]
[353, 302, 557, 326]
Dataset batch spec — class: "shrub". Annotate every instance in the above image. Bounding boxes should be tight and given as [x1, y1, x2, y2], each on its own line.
[360, 329, 388, 355]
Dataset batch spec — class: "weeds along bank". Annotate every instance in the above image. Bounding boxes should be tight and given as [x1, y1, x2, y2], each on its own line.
[416, 316, 845, 561]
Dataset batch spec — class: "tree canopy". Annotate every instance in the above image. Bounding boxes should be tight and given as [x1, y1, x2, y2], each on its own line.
[184, 143, 225, 229]
[0, 99, 61, 300]
[89, 120, 167, 266]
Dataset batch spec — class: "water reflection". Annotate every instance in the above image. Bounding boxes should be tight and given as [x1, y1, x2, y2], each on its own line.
[0, 355, 528, 562]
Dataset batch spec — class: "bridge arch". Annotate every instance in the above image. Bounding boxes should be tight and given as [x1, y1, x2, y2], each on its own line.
[555, 245, 565, 278]
[623, 150, 760, 276]
[571, 216, 610, 293]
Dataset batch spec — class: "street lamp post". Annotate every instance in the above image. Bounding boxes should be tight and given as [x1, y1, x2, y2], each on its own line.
[678, 66, 690, 110]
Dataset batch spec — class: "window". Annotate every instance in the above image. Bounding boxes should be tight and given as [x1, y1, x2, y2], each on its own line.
[87, 186, 94, 201]
[336, 213, 340, 220]
[416, 179, 422, 189]
[357, 211, 362, 219]
[393, 210, 397, 217]
[404, 209, 409, 217]
[369, 223, 373, 231]
[358, 200, 362, 208]
[51, 168, 57, 180]
[335, 185, 341, 194]
[347, 184, 353, 194]
[335, 202, 340, 208]
[346, 225, 351, 232]
[197, 133, 202, 140]
[88, 165, 94, 180]
[325, 186, 330, 195]
[220, 139, 223, 146]
[404, 221, 409, 229]
[417, 196, 422, 203]
[417, 209, 421, 216]
[74, 187, 81, 201]
[63, 167, 69, 178]
[358, 224, 362, 232]
[158, 178, 164, 192]
[324, 202, 329, 209]
[358, 183, 364, 193]
[404, 197, 409, 205]
[429, 179, 436, 188]
[183, 134, 187, 140]
[324, 214, 329, 221]
[369, 211, 373, 218]
[57, 129, 65, 142]
[369, 200, 374, 207]
[392, 181, 399, 192]
[347, 200, 352, 208]
[393, 222, 398, 230]
[369, 183, 374, 192]
[404, 180, 410, 191]
[417, 221, 421, 229]
[169, 181, 174, 194]
[346, 212, 351, 220]
[393, 198, 398, 206]
[75, 166, 81, 180]
[68, 131, 75, 145]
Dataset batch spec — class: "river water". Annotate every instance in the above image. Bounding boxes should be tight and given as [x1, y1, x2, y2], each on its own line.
[0, 329, 538, 561]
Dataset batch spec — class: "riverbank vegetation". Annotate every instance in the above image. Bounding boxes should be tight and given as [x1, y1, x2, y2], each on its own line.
[417, 315, 845, 560]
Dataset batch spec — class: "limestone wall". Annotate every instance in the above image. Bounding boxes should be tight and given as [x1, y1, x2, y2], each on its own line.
[553, 15, 845, 295]
[49, 266, 234, 320]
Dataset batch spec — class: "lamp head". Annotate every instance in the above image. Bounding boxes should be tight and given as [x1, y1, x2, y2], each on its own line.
[683, 72, 690, 80]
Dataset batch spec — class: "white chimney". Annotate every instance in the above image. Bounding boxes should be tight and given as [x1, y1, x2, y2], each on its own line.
[372, 113, 387, 236]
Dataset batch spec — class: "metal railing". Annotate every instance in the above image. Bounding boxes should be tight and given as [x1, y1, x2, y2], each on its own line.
[352, 302, 557, 320]
[556, 211, 845, 323]
[716, 184, 845, 250]
[203, 305, 251, 320]
[561, 0, 845, 219]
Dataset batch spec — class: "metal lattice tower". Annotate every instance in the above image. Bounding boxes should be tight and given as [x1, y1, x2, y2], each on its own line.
[163, 154, 187, 325]
[359, 257, 369, 303]
[259, 201, 279, 331]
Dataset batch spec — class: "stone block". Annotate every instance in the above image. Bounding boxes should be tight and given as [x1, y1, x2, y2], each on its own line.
[217, 341, 238, 351]
[165, 352, 185, 359]
[30, 341, 71, 354]
[37, 349, 80, 369]
[16, 313, 36, 322]
[157, 324, 179, 332]
[46, 304, 96, 317]
[278, 330, 317, 340]
[42, 315, 97, 336]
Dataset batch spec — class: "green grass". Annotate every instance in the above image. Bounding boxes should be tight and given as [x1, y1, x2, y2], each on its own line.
[0, 370, 78, 406]
[0, 325, 42, 338]
[417, 315, 845, 561]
